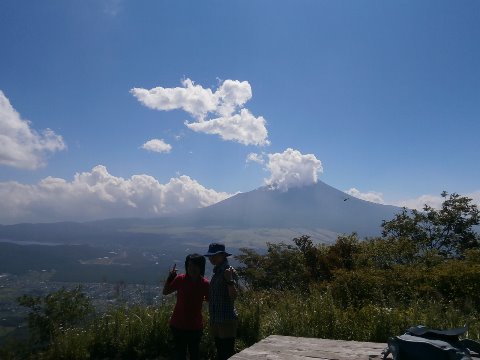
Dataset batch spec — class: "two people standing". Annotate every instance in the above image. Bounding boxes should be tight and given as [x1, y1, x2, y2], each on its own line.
[163, 243, 238, 360]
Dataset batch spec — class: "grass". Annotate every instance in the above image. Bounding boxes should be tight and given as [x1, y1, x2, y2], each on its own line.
[239, 288, 480, 343]
[24, 287, 478, 359]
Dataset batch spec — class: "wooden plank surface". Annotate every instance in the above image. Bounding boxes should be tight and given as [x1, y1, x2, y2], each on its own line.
[231, 335, 388, 360]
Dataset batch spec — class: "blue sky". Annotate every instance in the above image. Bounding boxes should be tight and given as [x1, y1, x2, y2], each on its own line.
[0, 0, 479, 223]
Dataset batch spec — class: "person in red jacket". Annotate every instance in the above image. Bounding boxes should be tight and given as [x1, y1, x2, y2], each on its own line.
[163, 254, 210, 360]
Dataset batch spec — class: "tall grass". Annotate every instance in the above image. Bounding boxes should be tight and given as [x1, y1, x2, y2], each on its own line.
[240, 288, 480, 343]
[44, 304, 174, 360]
[35, 287, 479, 359]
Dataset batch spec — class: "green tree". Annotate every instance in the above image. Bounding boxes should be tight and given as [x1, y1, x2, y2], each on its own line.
[236, 241, 309, 291]
[236, 235, 363, 290]
[326, 233, 361, 271]
[292, 235, 325, 281]
[17, 286, 93, 348]
[355, 237, 417, 269]
[297, 233, 363, 276]
[382, 192, 480, 259]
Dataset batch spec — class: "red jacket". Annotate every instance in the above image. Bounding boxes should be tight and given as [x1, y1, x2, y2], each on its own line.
[169, 274, 210, 330]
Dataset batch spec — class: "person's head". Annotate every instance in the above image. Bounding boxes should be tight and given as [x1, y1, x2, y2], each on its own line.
[185, 253, 206, 279]
[204, 243, 231, 266]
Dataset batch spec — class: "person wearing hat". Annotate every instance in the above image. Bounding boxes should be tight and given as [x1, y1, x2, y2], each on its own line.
[204, 243, 238, 360]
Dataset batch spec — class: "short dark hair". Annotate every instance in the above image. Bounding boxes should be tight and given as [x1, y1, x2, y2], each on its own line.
[185, 253, 206, 277]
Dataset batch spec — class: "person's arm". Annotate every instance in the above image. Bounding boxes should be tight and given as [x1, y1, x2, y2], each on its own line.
[224, 266, 238, 300]
[162, 264, 178, 295]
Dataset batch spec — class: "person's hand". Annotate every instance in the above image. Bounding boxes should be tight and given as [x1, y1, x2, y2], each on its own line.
[167, 264, 177, 283]
[224, 266, 235, 282]
[224, 266, 238, 299]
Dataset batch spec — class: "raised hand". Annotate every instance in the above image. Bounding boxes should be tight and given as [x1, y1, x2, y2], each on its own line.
[167, 263, 177, 283]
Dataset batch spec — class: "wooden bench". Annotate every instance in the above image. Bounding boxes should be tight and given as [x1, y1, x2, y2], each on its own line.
[231, 335, 388, 359]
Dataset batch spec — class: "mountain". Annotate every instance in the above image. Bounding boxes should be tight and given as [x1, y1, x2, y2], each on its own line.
[153, 181, 402, 238]
[0, 181, 403, 248]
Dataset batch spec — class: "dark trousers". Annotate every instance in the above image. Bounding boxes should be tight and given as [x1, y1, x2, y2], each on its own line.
[170, 326, 202, 360]
[214, 337, 235, 360]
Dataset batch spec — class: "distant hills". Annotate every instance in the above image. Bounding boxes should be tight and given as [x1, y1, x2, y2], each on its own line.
[0, 181, 403, 283]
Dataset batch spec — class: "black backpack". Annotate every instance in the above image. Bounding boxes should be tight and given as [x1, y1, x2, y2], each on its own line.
[383, 325, 480, 360]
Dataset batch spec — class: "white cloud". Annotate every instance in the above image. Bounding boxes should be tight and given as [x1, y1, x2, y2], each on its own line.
[0, 91, 66, 169]
[186, 109, 269, 146]
[131, 79, 269, 146]
[141, 139, 172, 153]
[103, 0, 123, 16]
[264, 148, 323, 191]
[395, 191, 480, 210]
[395, 194, 444, 210]
[215, 79, 252, 117]
[344, 189, 480, 209]
[468, 191, 480, 206]
[246, 152, 265, 164]
[131, 79, 217, 120]
[0, 165, 233, 224]
[345, 188, 385, 204]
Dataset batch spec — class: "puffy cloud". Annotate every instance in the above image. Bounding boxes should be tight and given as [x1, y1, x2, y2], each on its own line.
[131, 79, 268, 146]
[186, 109, 269, 146]
[264, 148, 323, 191]
[395, 191, 480, 210]
[215, 79, 253, 117]
[246, 152, 265, 164]
[345, 188, 385, 204]
[0, 165, 233, 224]
[141, 139, 172, 153]
[0, 91, 66, 169]
[131, 79, 217, 120]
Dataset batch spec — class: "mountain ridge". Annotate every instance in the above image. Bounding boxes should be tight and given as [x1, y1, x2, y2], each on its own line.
[0, 181, 403, 243]
[151, 181, 402, 237]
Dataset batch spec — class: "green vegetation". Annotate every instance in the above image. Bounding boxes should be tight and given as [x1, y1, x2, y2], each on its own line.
[17, 286, 93, 348]
[382, 191, 479, 258]
[1, 192, 479, 359]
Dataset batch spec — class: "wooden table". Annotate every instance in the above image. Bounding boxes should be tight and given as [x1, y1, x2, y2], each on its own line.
[230, 335, 389, 360]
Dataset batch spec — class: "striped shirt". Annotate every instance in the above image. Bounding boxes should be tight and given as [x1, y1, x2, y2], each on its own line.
[208, 260, 238, 323]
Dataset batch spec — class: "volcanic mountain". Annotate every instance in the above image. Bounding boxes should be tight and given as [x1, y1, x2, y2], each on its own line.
[154, 180, 402, 238]
[0, 181, 403, 247]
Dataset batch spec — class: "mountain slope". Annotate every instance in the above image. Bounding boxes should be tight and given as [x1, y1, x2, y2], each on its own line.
[155, 181, 402, 237]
